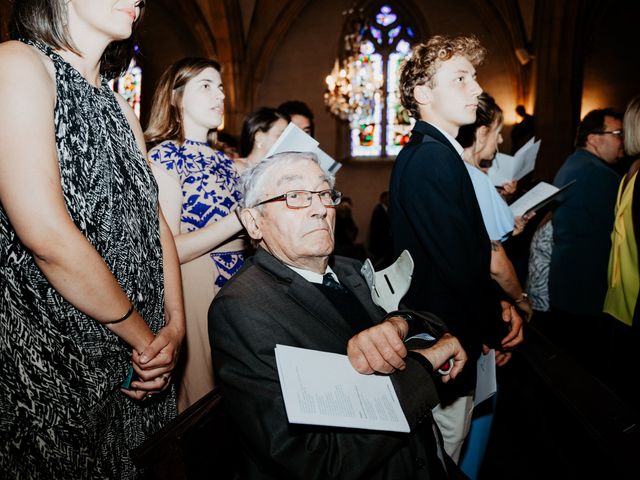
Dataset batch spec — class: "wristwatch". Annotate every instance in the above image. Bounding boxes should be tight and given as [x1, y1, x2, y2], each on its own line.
[514, 292, 529, 304]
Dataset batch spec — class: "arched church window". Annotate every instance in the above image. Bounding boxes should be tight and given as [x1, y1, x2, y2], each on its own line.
[108, 45, 143, 119]
[325, 3, 416, 158]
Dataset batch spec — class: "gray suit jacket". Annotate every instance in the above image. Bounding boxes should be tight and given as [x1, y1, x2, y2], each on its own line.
[209, 248, 453, 480]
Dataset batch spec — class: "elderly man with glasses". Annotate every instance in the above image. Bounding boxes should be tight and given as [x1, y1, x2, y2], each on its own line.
[549, 108, 624, 375]
[208, 151, 468, 479]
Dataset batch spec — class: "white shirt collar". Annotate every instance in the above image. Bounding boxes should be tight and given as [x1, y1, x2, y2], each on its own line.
[287, 264, 340, 285]
[429, 122, 464, 158]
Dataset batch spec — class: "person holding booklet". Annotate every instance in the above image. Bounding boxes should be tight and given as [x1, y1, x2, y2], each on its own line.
[456, 92, 533, 479]
[457, 92, 534, 320]
[145, 57, 247, 412]
[210, 152, 468, 479]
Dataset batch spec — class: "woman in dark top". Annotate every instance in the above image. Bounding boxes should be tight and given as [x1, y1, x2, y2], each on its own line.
[0, 1, 184, 477]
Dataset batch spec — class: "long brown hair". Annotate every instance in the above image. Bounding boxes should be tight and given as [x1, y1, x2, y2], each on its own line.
[144, 57, 222, 148]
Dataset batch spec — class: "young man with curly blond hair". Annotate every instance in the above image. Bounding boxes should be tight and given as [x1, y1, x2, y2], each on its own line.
[389, 35, 524, 463]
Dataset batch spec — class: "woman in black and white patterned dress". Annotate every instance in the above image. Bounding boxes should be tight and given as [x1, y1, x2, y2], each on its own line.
[0, 1, 184, 478]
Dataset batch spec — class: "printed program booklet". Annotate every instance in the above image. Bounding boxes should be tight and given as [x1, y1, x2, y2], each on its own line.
[275, 344, 410, 432]
[266, 123, 342, 174]
[488, 137, 541, 186]
[509, 180, 575, 217]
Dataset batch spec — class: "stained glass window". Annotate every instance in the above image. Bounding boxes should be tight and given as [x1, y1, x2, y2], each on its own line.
[349, 4, 415, 158]
[109, 46, 143, 118]
[350, 40, 383, 157]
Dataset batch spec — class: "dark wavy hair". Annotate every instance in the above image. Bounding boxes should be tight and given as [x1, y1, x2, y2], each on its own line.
[9, 0, 145, 79]
[399, 35, 486, 119]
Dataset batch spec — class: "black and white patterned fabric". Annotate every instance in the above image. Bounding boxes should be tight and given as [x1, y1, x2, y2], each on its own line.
[526, 220, 554, 312]
[0, 40, 175, 478]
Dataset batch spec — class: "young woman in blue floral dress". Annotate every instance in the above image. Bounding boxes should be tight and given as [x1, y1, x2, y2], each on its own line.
[146, 58, 247, 412]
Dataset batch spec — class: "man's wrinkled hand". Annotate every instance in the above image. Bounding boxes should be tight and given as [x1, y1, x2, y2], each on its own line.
[418, 333, 467, 383]
[347, 316, 408, 374]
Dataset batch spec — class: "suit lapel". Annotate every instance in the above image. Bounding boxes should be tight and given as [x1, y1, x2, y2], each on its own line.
[334, 261, 386, 324]
[253, 248, 355, 341]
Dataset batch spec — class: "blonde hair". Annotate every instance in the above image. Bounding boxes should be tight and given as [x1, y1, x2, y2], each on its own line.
[399, 35, 486, 119]
[145, 57, 221, 148]
[624, 95, 640, 157]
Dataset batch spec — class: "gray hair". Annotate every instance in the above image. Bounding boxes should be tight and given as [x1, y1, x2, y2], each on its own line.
[239, 151, 335, 210]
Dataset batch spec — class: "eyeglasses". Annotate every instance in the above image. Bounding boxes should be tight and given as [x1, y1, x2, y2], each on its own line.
[253, 189, 342, 209]
[593, 129, 623, 138]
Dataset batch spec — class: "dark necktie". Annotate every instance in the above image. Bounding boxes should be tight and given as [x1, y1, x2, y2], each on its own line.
[322, 273, 348, 293]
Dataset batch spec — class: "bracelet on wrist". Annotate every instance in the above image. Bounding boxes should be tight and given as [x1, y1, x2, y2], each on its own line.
[106, 302, 135, 325]
[514, 292, 529, 304]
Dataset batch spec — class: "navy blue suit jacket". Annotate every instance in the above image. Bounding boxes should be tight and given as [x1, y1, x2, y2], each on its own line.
[550, 148, 621, 315]
[389, 121, 503, 393]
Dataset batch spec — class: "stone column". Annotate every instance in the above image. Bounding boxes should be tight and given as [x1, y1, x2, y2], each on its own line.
[531, 0, 599, 181]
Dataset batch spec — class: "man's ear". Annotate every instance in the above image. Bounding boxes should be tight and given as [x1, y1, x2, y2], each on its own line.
[414, 84, 432, 107]
[240, 208, 262, 241]
[585, 132, 598, 149]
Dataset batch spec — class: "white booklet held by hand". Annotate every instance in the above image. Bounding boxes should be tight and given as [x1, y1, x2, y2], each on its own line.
[488, 137, 541, 186]
[266, 123, 342, 174]
[275, 344, 410, 432]
[509, 180, 575, 217]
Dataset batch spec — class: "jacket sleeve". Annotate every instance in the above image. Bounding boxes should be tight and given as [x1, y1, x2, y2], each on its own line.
[209, 293, 440, 480]
[384, 309, 449, 339]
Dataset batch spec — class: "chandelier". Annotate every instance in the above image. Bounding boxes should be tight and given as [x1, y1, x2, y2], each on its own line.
[324, 8, 383, 127]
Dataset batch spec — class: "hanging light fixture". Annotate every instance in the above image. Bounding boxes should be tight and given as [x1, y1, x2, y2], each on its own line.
[324, 7, 383, 127]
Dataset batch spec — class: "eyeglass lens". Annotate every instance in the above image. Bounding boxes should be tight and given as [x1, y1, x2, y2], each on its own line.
[286, 190, 341, 208]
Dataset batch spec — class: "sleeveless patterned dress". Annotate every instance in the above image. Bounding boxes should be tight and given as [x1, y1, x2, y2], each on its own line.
[148, 140, 244, 411]
[0, 41, 175, 478]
